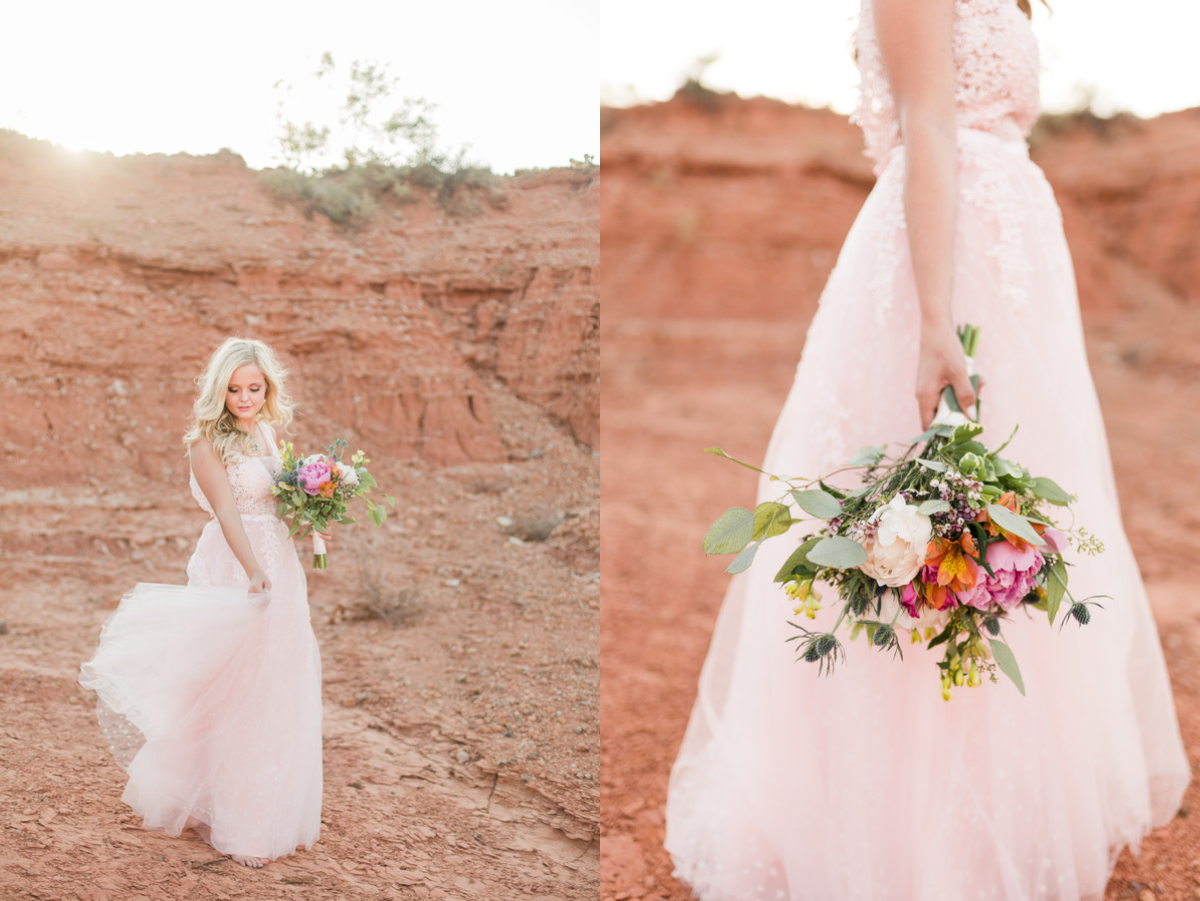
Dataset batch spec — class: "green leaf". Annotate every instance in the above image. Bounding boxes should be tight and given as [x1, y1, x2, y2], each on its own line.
[385, 495, 397, 507]
[948, 422, 985, 445]
[726, 542, 760, 574]
[1031, 477, 1072, 506]
[288, 517, 302, 538]
[358, 471, 378, 489]
[369, 506, 385, 527]
[703, 507, 755, 555]
[847, 444, 887, 467]
[1045, 558, 1068, 625]
[907, 426, 940, 444]
[752, 502, 794, 541]
[774, 537, 823, 582]
[987, 638, 1026, 696]
[703, 447, 772, 476]
[918, 499, 952, 515]
[805, 536, 868, 570]
[790, 489, 843, 520]
[986, 504, 1046, 547]
[917, 458, 947, 473]
[992, 458, 1018, 478]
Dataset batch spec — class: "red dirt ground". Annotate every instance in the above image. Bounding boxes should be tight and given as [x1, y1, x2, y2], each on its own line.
[601, 94, 1200, 901]
[0, 138, 598, 900]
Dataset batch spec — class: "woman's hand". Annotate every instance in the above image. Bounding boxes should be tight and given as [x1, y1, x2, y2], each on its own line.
[917, 324, 977, 429]
[316, 528, 334, 546]
[248, 570, 273, 594]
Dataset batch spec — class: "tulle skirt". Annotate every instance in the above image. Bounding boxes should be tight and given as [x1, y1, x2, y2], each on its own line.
[80, 515, 323, 860]
[664, 129, 1191, 901]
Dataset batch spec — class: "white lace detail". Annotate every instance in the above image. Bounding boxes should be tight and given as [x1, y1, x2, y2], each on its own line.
[189, 424, 282, 518]
[186, 422, 289, 584]
[868, 166, 906, 326]
[960, 140, 1033, 311]
[853, 0, 1040, 171]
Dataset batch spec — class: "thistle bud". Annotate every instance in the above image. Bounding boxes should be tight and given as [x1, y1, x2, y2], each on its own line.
[1071, 604, 1091, 626]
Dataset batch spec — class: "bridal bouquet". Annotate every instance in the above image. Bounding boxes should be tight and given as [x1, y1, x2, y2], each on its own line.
[703, 325, 1104, 700]
[272, 438, 395, 569]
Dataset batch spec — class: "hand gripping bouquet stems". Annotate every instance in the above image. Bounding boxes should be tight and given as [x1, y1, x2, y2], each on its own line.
[703, 325, 1106, 700]
[272, 438, 396, 569]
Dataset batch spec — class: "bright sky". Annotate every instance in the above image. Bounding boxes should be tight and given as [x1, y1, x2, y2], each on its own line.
[0, 0, 598, 174]
[601, 0, 1200, 120]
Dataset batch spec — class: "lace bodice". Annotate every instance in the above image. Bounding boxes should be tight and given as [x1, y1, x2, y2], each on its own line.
[853, 0, 1040, 168]
[189, 423, 282, 518]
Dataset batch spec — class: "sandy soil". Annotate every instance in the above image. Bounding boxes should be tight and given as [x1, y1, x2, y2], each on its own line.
[601, 96, 1200, 901]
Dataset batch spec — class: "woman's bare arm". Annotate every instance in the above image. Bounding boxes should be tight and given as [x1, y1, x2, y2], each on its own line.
[189, 440, 272, 593]
[874, 0, 977, 428]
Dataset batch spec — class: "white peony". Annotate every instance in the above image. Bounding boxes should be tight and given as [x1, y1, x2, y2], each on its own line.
[337, 462, 360, 487]
[858, 495, 933, 588]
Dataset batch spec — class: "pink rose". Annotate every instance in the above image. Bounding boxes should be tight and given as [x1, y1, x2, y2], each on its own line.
[298, 456, 333, 496]
[956, 540, 1043, 612]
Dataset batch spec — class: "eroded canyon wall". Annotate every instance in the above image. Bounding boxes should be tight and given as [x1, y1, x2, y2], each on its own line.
[0, 135, 598, 492]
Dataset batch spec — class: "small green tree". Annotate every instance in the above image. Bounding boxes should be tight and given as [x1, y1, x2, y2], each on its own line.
[274, 52, 439, 173]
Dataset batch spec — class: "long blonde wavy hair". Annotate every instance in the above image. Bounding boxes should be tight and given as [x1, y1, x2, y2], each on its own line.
[184, 337, 295, 464]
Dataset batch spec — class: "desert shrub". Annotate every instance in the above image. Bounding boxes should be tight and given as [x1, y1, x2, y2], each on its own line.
[266, 55, 504, 222]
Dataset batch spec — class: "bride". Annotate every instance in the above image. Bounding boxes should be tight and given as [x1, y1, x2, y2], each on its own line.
[664, 0, 1190, 898]
[80, 337, 326, 867]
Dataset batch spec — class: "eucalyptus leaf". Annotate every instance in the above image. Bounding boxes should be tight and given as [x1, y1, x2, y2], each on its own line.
[1045, 558, 1068, 625]
[988, 638, 1026, 696]
[703, 506, 755, 555]
[917, 458, 947, 473]
[1031, 477, 1072, 506]
[774, 537, 823, 582]
[753, 502, 794, 540]
[726, 542, 760, 574]
[907, 426, 940, 444]
[986, 504, 1046, 547]
[790, 489, 843, 520]
[847, 444, 887, 468]
[918, 499, 952, 515]
[805, 536, 868, 570]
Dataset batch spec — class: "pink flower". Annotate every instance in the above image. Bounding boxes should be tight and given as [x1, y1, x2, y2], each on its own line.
[1041, 527, 1069, 555]
[956, 540, 1044, 612]
[298, 455, 333, 496]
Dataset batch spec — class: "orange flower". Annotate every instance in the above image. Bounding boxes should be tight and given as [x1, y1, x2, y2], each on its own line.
[978, 492, 1041, 551]
[925, 532, 979, 593]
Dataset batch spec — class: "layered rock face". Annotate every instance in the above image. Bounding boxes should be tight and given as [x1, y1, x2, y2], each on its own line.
[602, 95, 1200, 326]
[0, 134, 598, 490]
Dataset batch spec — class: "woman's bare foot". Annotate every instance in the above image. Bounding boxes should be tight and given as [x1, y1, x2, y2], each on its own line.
[231, 854, 269, 868]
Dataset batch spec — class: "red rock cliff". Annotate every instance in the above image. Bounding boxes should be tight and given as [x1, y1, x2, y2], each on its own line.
[0, 133, 598, 490]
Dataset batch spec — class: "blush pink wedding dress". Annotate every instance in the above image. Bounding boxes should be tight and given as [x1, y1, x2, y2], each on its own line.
[80, 422, 323, 861]
[664, 1, 1191, 899]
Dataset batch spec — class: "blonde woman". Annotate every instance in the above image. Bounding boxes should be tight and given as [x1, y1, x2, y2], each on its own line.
[81, 337, 328, 868]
